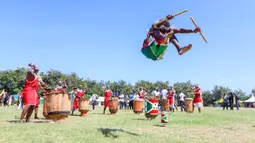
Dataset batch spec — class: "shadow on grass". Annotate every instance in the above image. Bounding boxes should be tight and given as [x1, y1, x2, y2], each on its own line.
[132, 118, 146, 120]
[14, 116, 47, 120]
[153, 124, 167, 127]
[6, 120, 51, 124]
[70, 114, 81, 117]
[92, 113, 104, 115]
[97, 128, 139, 138]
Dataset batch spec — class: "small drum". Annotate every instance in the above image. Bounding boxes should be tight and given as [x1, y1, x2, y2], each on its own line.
[161, 111, 168, 124]
[161, 99, 170, 112]
[144, 98, 158, 119]
[133, 98, 144, 114]
[108, 97, 119, 114]
[185, 98, 193, 113]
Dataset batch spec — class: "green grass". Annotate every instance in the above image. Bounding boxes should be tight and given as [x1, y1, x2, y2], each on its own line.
[0, 106, 255, 143]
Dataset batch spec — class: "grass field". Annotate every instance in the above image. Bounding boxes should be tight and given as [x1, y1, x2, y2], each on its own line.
[0, 106, 255, 143]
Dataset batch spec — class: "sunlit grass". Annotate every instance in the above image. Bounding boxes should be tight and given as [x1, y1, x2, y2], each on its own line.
[0, 106, 255, 143]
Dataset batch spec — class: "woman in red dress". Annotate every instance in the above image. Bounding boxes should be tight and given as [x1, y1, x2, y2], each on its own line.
[20, 63, 48, 122]
[193, 84, 202, 113]
[71, 85, 85, 115]
[103, 87, 112, 114]
[167, 87, 175, 112]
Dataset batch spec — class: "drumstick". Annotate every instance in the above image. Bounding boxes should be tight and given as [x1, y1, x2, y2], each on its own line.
[190, 16, 208, 43]
[154, 9, 188, 26]
[173, 9, 188, 17]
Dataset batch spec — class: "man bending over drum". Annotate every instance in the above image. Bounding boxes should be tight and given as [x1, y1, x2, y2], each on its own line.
[20, 63, 48, 122]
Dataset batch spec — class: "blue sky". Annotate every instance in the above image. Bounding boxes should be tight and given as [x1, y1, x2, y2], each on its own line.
[0, 0, 254, 94]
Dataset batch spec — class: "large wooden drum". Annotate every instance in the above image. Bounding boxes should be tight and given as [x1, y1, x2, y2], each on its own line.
[108, 97, 118, 114]
[133, 98, 144, 114]
[43, 96, 50, 119]
[161, 99, 170, 112]
[45, 90, 71, 122]
[185, 98, 193, 113]
[78, 98, 89, 117]
[145, 97, 158, 119]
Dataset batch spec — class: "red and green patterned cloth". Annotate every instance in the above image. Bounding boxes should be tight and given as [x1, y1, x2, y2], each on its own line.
[142, 36, 168, 61]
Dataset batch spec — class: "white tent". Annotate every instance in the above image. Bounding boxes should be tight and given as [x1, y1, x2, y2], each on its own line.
[243, 95, 255, 103]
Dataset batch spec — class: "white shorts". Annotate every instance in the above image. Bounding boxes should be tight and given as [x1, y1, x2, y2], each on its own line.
[194, 102, 202, 107]
[170, 104, 174, 108]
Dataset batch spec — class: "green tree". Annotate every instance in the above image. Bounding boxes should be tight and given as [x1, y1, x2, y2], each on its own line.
[153, 81, 169, 90]
[0, 68, 26, 94]
[135, 80, 153, 93]
[173, 81, 193, 97]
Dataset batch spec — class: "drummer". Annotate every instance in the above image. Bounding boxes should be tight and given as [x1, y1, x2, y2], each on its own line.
[71, 85, 86, 115]
[20, 63, 48, 122]
[55, 81, 67, 92]
[138, 87, 146, 99]
[167, 87, 175, 112]
[193, 84, 202, 113]
[103, 86, 113, 114]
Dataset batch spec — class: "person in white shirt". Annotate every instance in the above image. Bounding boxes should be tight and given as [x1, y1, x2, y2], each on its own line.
[119, 94, 125, 109]
[160, 89, 168, 100]
[179, 91, 186, 112]
[151, 87, 160, 99]
[159, 89, 168, 111]
[91, 94, 97, 111]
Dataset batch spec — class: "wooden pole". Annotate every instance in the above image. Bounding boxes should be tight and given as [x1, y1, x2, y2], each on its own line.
[190, 16, 208, 43]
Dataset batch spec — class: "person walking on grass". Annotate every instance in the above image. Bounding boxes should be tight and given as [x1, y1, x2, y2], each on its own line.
[223, 94, 229, 110]
[229, 92, 234, 110]
[179, 91, 186, 112]
[91, 94, 97, 111]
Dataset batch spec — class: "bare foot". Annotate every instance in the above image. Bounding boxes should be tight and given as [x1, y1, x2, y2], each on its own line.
[179, 44, 192, 55]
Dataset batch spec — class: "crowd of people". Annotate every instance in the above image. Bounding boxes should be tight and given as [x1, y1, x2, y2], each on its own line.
[89, 85, 203, 113]
[0, 63, 204, 122]
[222, 92, 240, 110]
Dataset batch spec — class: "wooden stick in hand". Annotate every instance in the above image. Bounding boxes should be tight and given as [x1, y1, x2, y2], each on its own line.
[190, 16, 208, 43]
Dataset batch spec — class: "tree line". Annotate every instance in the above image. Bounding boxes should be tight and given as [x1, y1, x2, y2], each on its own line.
[0, 68, 254, 106]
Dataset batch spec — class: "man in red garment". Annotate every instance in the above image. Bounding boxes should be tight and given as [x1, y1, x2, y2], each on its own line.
[103, 87, 113, 114]
[138, 87, 146, 99]
[167, 87, 175, 112]
[71, 85, 85, 115]
[55, 81, 67, 92]
[20, 63, 48, 122]
[193, 84, 202, 113]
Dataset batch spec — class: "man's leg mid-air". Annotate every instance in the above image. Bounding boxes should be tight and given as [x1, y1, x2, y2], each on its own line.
[170, 37, 192, 55]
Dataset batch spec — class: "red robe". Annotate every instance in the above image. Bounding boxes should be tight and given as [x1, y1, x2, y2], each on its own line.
[104, 90, 112, 107]
[168, 90, 174, 105]
[193, 87, 202, 103]
[138, 90, 145, 99]
[72, 90, 85, 109]
[22, 75, 39, 106]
